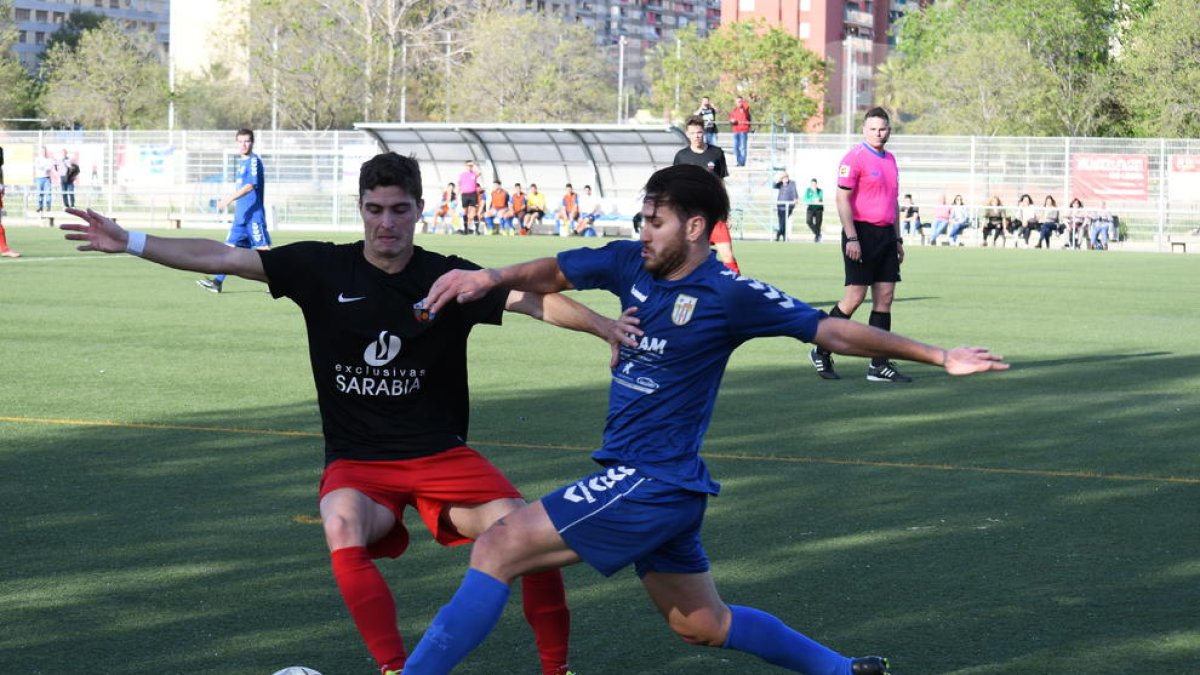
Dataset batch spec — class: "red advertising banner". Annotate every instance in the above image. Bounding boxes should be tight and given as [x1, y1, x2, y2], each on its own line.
[1071, 154, 1149, 201]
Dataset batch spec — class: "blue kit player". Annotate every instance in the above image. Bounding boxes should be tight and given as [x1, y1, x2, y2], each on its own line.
[198, 128, 269, 293]
[406, 164, 1009, 674]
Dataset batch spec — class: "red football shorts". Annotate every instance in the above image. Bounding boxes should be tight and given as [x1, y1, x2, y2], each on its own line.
[319, 446, 523, 559]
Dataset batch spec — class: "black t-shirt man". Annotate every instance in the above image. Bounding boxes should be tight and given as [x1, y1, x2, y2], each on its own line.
[260, 241, 507, 464]
[672, 144, 729, 179]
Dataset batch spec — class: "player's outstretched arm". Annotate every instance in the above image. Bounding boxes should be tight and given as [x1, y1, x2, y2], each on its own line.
[510, 294, 642, 368]
[812, 317, 1008, 376]
[425, 257, 570, 316]
[60, 207, 267, 282]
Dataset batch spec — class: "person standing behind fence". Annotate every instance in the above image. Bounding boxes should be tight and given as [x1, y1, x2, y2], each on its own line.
[198, 129, 270, 293]
[772, 171, 798, 242]
[696, 96, 719, 146]
[809, 107, 911, 383]
[60, 149, 80, 209]
[34, 147, 53, 212]
[728, 96, 752, 167]
[804, 179, 825, 242]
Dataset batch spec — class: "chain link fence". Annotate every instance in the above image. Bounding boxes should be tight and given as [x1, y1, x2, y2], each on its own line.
[5, 128, 1198, 250]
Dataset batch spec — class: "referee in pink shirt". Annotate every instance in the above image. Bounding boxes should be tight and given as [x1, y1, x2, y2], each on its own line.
[809, 107, 911, 383]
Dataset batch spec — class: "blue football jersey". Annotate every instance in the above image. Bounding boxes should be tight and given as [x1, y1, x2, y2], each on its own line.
[558, 240, 826, 495]
[235, 153, 266, 222]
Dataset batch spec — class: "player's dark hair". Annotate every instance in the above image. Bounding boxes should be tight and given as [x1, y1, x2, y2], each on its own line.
[642, 164, 729, 236]
[359, 152, 423, 201]
[236, 128, 255, 141]
[685, 115, 706, 129]
[864, 107, 890, 125]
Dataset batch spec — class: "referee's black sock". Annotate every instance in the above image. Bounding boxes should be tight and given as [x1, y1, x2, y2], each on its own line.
[868, 310, 891, 367]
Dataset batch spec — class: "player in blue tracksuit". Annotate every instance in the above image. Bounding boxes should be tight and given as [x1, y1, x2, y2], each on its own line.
[405, 164, 1009, 675]
[198, 128, 270, 293]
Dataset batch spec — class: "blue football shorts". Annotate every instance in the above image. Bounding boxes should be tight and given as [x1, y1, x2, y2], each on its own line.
[541, 463, 710, 578]
[226, 217, 271, 249]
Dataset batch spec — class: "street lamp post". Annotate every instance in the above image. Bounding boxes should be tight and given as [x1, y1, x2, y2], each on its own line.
[617, 35, 627, 124]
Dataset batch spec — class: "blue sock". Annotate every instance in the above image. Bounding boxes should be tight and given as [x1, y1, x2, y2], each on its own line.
[404, 569, 510, 675]
[213, 273, 227, 284]
[722, 605, 850, 675]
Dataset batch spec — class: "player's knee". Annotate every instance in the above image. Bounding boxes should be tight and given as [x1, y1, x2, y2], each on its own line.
[322, 512, 366, 549]
[668, 611, 728, 647]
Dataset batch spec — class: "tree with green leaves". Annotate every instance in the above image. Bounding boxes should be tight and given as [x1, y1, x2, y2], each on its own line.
[39, 21, 167, 129]
[885, 0, 1120, 136]
[0, 0, 37, 124]
[1115, 0, 1200, 137]
[645, 19, 824, 131]
[40, 10, 107, 58]
[430, 10, 617, 123]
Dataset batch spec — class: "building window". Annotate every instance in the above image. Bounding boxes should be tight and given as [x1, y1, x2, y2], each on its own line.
[53, 12, 65, 23]
[35, 9, 48, 21]
[15, 8, 30, 20]
[35, 31, 45, 45]
[800, 0, 811, 10]
[799, 22, 810, 38]
[18, 30, 27, 43]
[738, 0, 754, 10]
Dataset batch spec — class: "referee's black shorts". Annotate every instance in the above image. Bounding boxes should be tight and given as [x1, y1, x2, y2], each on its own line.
[843, 221, 902, 286]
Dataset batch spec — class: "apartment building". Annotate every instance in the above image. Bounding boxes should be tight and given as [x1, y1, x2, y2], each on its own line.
[9, 0, 170, 69]
[720, 0, 921, 128]
[528, 0, 723, 97]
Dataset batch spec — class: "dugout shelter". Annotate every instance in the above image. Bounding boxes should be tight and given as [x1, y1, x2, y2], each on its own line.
[354, 122, 687, 214]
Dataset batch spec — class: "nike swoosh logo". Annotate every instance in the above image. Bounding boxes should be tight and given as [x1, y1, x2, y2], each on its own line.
[338, 293, 366, 303]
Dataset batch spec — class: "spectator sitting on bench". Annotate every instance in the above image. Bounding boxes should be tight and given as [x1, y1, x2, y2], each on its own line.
[509, 183, 528, 236]
[432, 182, 458, 234]
[483, 180, 512, 235]
[981, 195, 1006, 247]
[523, 183, 546, 233]
[555, 183, 580, 236]
[928, 194, 951, 245]
[948, 194, 971, 246]
[574, 185, 601, 236]
[900, 193, 922, 243]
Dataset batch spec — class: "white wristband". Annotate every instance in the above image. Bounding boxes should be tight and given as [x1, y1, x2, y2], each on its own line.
[126, 230, 147, 257]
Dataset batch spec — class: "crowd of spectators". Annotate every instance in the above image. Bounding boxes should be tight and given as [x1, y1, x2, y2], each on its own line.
[899, 192, 1117, 250]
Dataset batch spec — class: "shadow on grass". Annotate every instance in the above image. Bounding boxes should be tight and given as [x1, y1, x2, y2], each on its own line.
[1, 348, 1197, 674]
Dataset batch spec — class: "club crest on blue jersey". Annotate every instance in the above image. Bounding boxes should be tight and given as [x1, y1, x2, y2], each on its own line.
[672, 294, 698, 326]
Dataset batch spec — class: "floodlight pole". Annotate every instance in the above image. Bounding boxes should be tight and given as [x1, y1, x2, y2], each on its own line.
[617, 35, 627, 125]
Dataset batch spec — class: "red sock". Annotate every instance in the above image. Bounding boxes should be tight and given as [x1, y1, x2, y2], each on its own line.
[0, 224, 10, 252]
[521, 569, 571, 675]
[330, 546, 406, 670]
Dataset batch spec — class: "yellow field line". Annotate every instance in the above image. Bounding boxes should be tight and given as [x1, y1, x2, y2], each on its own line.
[3, 416, 1197, 485]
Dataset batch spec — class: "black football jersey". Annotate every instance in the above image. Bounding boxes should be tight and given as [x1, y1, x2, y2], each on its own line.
[260, 242, 506, 463]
